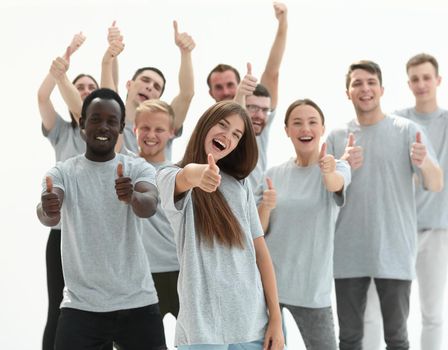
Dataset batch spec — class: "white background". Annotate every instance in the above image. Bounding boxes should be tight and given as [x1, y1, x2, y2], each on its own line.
[1, 0, 448, 348]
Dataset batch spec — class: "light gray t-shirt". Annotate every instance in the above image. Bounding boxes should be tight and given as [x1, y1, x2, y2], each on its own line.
[257, 159, 350, 308]
[123, 122, 180, 161]
[326, 115, 436, 280]
[142, 160, 179, 273]
[396, 107, 448, 230]
[157, 166, 268, 346]
[248, 110, 276, 192]
[42, 114, 86, 162]
[43, 153, 158, 312]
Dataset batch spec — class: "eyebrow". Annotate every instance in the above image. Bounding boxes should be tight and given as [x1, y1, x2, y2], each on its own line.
[222, 117, 244, 135]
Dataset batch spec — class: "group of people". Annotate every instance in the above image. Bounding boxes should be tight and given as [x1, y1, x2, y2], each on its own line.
[36, 3, 448, 350]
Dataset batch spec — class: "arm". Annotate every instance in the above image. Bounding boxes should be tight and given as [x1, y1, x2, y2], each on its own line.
[115, 163, 158, 218]
[320, 143, 345, 192]
[52, 54, 83, 123]
[131, 182, 159, 218]
[38, 74, 58, 131]
[175, 154, 221, 196]
[101, 22, 124, 91]
[257, 178, 276, 232]
[420, 158, 443, 192]
[411, 131, 443, 192]
[38, 32, 86, 130]
[254, 237, 284, 350]
[37, 177, 64, 227]
[259, 2, 288, 110]
[170, 20, 195, 131]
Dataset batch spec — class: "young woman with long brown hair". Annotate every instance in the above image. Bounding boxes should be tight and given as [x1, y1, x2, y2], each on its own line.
[157, 101, 284, 350]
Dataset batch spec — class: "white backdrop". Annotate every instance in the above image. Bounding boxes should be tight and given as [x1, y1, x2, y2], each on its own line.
[1, 0, 448, 348]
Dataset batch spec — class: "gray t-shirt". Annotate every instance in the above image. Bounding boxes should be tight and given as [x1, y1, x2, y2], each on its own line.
[248, 110, 276, 192]
[142, 160, 179, 273]
[123, 122, 180, 161]
[42, 114, 86, 162]
[43, 153, 158, 312]
[326, 115, 436, 280]
[157, 166, 268, 346]
[395, 107, 448, 230]
[257, 159, 350, 308]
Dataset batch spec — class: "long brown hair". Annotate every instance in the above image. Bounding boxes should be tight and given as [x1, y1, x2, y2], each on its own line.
[179, 101, 258, 248]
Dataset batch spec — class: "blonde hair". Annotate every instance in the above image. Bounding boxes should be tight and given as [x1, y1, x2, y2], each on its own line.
[135, 99, 175, 129]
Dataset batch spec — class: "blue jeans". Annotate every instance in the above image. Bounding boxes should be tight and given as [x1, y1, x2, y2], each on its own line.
[281, 304, 337, 350]
[178, 339, 264, 350]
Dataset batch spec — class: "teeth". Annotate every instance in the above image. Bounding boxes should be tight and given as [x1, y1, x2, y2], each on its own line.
[144, 140, 157, 146]
[299, 136, 313, 141]
[96, 136, 108, 141]
[213, 138, 226, 150]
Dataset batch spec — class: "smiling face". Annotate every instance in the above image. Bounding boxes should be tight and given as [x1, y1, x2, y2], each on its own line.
[208, 70, 239, 102]
[126, 70, 165, 107]
[246, 94, 271, 135]
[285, 104, 325, 158]
[204, 113, 245, 161]
[81, 97, 124, 162]
[346, 69, 384, 117]
[408, 62, 441, 106]
[135, 110, 174, 163]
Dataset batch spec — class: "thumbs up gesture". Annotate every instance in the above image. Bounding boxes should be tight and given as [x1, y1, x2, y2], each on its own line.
[173, 20, 195, 53]
[41, 176, 61, 218]
[50, 46, 71, 81]
[237, 62, 258, 97]
[411, 131, 427, 168]
[106, 21, 124, 58]
[319, 143, 336, 174]
[115, 162, 134, 203]
[342, 133, 363, 169]
[261, 177, 277, 210]
[198, 154, 221, 193]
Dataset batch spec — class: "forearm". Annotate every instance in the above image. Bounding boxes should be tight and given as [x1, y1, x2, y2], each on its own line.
[57, 74, 82, 122]
[421, 157, 443, 192]
[36, 203, 60, 227]
[255, 237, 282, 321]
[174, 164, 204, 195]
[171, 51, 194, 131]
[38, 74, 58, 130]
[130, 186, 158, 218]
[101, 53, 116, 90]
[322, 171, 345, 193]
[257, 204, 272, 233]
[112, 57, 119, 92]
[260, 17, 287, 108]
[233, 90, 246, 107]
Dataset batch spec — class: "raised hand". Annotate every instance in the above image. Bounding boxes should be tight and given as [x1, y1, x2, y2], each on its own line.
[273, 2, 287, 21]
[41, 176, 61, 218]
[106, 21, 124, 58]
[319, 143, 336, 174]
[115, 162, 134, 203]
[262, 177, 276, 210]
[411, 131, 427, 168]
[198, 154, 221, 193]
[342, 133, 363, 169]
[49, 46, 70, 81]
[68, 31, 86, 55]
[173, 20, 195, 53]
[237, 62, 258, 97]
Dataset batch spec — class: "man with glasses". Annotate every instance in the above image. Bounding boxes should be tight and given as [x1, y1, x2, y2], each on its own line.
[207, 2, 287, 192]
